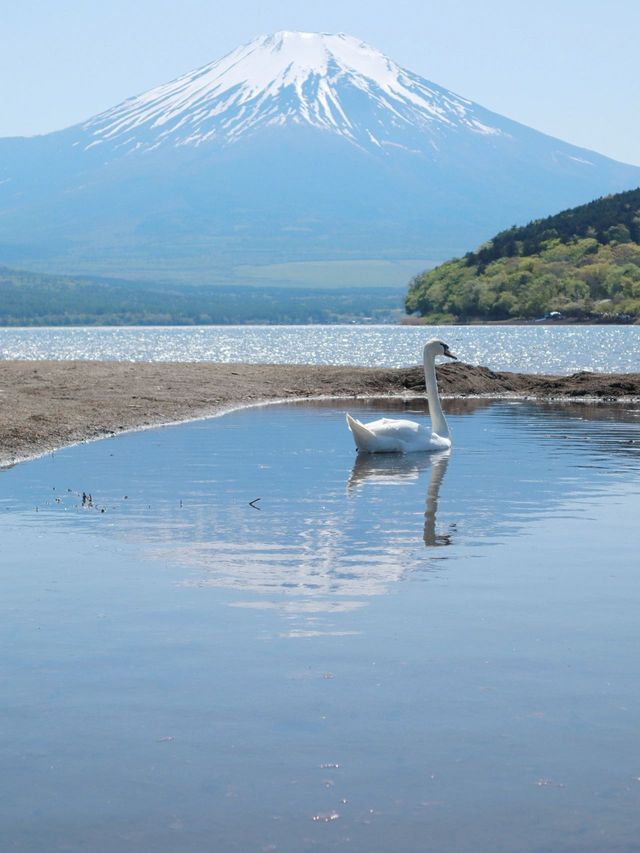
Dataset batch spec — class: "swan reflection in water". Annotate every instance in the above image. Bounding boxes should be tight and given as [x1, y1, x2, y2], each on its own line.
[348, 450, 454, 548]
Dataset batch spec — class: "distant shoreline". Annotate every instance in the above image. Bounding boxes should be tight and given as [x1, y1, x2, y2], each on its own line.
[401, 317, 639, 326]
[2, 361, 640, 468]
[0, 318, 637, 329]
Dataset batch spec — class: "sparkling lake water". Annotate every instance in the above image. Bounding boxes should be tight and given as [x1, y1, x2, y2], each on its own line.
[2, 399, 640, 851]
[1, 324, 639, 374]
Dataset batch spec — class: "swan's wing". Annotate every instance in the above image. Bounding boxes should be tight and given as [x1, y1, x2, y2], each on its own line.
[346, 414, 399, 452]
[364, 418, 425, 441]
[346, 414, 447, 453]
[346, 414, 377, 449]
[346, 415, 426, 452]
[364, 418, 452, 452]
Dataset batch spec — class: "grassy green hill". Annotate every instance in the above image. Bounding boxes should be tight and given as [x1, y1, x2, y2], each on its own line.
[405, 188, 640, 323]
[0, 266, 403, 326]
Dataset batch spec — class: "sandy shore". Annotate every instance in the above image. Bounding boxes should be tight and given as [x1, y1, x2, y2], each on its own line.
[2, 360, 640, 467]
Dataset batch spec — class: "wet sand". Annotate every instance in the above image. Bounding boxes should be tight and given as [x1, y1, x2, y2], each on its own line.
[1, 360, 640, 466]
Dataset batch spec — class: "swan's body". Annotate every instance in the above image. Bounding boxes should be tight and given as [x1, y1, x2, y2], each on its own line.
[345, 414, 451, 453]
[346, 339, 456, 454]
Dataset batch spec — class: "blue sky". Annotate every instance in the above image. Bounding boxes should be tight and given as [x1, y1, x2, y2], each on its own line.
[4, 0, 639, 164]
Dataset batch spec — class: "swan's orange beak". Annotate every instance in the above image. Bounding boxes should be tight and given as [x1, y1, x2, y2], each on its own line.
[443, 346, 457, 359]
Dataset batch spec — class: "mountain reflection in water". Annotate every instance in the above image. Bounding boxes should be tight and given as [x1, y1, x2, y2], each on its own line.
[3, 398, 640, 631]
[2, 398, 640, 852]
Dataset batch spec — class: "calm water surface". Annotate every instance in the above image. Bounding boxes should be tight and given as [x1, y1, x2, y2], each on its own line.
[1, 324, 639, 374]
[2, 400, 640, 851]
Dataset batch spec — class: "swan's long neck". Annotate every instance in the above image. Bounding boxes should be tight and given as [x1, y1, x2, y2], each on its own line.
[423, 350, 450, 439]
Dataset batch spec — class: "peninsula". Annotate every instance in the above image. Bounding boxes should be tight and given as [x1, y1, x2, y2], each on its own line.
[2, 361, 639, 467]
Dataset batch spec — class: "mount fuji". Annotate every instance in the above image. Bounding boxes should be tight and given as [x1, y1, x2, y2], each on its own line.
[1, 31, 639, 285]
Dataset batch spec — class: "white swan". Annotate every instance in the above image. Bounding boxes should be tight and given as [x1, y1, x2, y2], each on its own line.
[346, 338, 457, 453]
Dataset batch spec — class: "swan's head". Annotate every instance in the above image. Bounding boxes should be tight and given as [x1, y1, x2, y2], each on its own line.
[424, 338, 457, 360]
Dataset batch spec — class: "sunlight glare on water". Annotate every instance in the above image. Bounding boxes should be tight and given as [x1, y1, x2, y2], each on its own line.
[1, 324, 639, 373]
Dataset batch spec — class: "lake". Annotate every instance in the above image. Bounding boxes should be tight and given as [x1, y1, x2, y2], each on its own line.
[2, 398, 640, 851]
[1, 324, 639, 374]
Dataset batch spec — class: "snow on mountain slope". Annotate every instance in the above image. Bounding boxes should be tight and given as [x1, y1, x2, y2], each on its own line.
[81, 31, 504, 152]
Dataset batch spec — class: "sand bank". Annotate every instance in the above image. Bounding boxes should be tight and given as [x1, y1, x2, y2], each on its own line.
[1, 360, 639, 466]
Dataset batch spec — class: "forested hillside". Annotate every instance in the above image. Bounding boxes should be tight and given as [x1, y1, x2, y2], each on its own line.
[406, 188, 640, 323]
[0, 267, 402, 325]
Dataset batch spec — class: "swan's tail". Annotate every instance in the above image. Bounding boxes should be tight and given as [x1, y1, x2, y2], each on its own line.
[346, 413, 375, 452]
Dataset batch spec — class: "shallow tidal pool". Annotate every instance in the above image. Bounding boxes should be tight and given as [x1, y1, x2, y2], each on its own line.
[2, 399, 640, 852]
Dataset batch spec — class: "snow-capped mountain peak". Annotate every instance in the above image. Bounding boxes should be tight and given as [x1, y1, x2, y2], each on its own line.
[3, 30, 639, 287]
[82, 31, 503, 152]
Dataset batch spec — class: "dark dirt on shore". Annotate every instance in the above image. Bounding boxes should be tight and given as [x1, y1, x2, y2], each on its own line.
[2, 360, 640, 466]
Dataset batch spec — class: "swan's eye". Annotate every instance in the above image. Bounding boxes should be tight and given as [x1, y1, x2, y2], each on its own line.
[442, 344, 457, 359]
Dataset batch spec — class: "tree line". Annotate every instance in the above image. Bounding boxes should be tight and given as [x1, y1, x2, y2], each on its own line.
[0, 267, 402, 325]
[406, 188, 640, 323]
